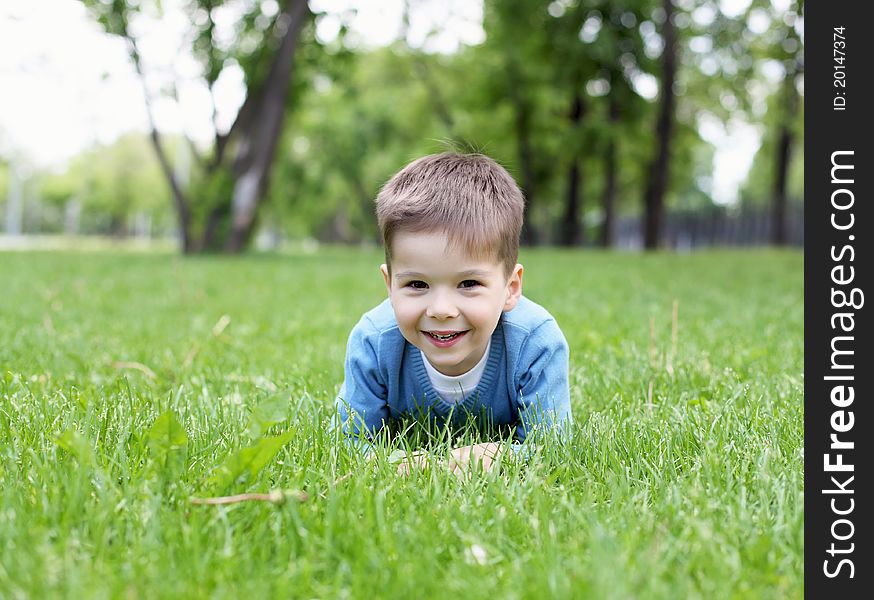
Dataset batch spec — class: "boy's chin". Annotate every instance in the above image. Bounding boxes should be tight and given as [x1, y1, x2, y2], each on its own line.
[422, 348, 478, 376]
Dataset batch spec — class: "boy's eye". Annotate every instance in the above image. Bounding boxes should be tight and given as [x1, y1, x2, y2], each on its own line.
[459, 280, 481, 289]
[406, 280, 428, 289]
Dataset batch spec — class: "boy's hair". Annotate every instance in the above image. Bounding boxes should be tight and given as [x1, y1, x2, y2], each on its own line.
[376, 152, 524, 277]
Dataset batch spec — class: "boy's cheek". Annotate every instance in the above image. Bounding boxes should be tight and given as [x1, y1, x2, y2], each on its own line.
[389, 295, 411, 320]
[398, 326, 423, 349]
[393, 308, 420, 335]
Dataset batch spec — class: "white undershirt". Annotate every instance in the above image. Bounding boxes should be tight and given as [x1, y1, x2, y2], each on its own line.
[420, 340, 491, 404]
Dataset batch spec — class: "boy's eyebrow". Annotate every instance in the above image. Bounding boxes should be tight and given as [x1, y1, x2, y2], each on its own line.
[457, 269, 492, 278]
[393, 270, 425, 280]
[393, 269, 493, 280]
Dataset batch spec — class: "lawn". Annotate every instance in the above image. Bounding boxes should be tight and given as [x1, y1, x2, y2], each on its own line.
[0, 248, 803, 599]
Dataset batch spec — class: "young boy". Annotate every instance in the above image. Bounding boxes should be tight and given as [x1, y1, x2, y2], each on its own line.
[335, 152, 572, 474]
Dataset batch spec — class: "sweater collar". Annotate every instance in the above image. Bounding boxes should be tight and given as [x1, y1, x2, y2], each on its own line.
[409, 317, 504, 419]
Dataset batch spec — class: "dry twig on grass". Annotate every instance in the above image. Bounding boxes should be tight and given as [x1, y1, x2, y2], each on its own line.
[112, 361, 157, 381]
[190, 489, 309, 505]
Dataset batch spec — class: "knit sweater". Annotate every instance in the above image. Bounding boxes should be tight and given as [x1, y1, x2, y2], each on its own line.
[335, 296, 572, 445]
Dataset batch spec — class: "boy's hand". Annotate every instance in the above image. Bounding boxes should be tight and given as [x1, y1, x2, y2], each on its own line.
[448, 443, 501, 478]
[394, 444, 502, 477]
[395, 450, 429, 475]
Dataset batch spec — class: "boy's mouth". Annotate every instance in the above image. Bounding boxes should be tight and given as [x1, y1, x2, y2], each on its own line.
[423, 330, 469, 347]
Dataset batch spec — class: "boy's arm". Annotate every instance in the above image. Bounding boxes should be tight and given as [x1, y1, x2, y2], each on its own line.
[513, 319, 573, 444]
[334, 319, 389, 451]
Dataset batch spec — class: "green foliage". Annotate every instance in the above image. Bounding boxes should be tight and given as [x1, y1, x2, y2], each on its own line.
[147, 410, 189, 476]
[269, 46, 457, 241]
[76, 0, 319, 249]
[79, 0, 136, 37]
[0, 161, 9, 200]
[0, 248, 802, 597]
[55, 428, 95, 465]
[147, 410, 189, 454]
[206, 431, 294, 492]
[38, 133, 172, 234]
[66, 0, 801, 245]
[737, 0, 804, 208]
[246, 391, 291, 439]
[740, 94, 803, 206]
[268, 0, 759, 243]
[186, 164, 236, 247]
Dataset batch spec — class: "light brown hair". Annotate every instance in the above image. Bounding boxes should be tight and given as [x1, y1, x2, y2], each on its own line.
[376, 152, 524, 277]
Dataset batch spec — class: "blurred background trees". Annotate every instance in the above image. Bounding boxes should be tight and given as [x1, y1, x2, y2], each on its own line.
[1, 0, 804, 251]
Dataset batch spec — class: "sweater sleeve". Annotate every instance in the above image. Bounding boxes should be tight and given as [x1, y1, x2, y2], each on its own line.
[334, 317, 389, 448]
[514, 319, 572, 443]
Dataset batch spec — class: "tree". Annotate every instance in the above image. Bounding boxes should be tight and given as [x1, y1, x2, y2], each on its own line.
[482, 0, 556, 245]
[572, 0, 653, 248]
[768, 0, 802, 245]
[80, 0, 313, 253]
[731, 0, 803, 240]
[544, 3, 593, 247]
[641, 0, 678, 249]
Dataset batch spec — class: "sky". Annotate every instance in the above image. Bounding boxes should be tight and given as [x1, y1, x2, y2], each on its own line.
[0, 0, 767, 205]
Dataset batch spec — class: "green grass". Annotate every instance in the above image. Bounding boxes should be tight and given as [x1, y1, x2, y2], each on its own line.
[0, 248, 803, 599]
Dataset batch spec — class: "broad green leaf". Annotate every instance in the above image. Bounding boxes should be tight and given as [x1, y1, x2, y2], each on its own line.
[56, 428, 94, 464]
[246, 392, 289, 439]
[207, 431, 293, 492]
[147, 411, 189, 477]
[147, 410, 189, 455]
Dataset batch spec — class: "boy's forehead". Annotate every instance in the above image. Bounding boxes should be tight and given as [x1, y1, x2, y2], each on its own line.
[390, 230, 502, 274]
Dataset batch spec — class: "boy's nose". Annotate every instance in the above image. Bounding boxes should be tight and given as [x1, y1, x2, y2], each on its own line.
[426, 290, 458, 319]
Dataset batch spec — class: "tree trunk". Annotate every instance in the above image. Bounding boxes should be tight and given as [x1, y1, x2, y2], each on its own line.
[130, 43, 194, 252]
[771, 60, 800, 245]
[86, 1, 311, 253]
[641, 0, 678, 250]
[200, 204, 230, 252]
[771, 121, 793, 245]
[351, 169, 377, 241]
[560, 93, 586, 246]
[225, 0, 310, 252]
[124, 1, 310, 254]
[600, 93, 620, 248]
[506, 60, 540, 246]
[516, 109, 539, 246]
[110, 213, 127, 238]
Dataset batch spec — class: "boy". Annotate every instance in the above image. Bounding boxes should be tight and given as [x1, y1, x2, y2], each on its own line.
[335, 152, 572, 474]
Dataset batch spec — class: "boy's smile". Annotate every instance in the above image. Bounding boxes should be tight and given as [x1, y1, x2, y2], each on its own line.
[423, 329, 468, 347]
[381, 230, 523, 376]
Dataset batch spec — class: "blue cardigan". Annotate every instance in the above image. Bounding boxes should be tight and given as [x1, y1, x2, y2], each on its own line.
[335, 296, 572, 445]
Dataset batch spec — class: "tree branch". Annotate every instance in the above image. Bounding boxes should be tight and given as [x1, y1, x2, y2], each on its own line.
[126, 36, 193, 251]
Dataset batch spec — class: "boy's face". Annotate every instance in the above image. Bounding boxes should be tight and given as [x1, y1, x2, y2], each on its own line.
[381, 230, 523, 377]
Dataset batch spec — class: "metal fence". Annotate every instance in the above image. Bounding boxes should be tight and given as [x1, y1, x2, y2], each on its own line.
[3, 198, 804, 250]
[614, 204, 804, 250]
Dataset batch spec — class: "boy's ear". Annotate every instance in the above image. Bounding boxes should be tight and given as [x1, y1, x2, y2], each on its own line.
[503, 263, 523, 312]
[380, 264, 391, 295]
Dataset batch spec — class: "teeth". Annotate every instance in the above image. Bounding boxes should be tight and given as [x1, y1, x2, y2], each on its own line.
[429, 331, 461, 341]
